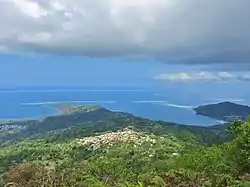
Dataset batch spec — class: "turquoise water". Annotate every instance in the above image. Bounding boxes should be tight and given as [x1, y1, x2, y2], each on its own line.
[0, 87, 228, 126]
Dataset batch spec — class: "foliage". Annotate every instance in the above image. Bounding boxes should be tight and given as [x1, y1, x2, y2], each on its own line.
[0, 106, 227, 145]
[194, 101, 250, 121]
[0, 108, 250, 186]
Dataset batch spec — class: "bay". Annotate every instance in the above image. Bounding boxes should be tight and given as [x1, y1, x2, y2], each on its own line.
[0, 87, 222, 126]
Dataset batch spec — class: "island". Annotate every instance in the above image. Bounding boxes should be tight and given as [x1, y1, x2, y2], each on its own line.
[194, 101, 250, 121]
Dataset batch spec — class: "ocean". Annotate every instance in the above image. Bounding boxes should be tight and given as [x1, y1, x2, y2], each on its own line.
[0, 86, 232, 126]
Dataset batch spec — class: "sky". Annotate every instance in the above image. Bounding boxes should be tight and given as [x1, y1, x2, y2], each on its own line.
[0, 0, 250, 97]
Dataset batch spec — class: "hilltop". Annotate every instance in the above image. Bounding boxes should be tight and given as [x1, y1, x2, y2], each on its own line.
[194, 101, 250, 121]
[46, 103, 102, 114]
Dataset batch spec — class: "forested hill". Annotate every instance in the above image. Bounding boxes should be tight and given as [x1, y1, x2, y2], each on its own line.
[0, 104, 226, 144]
[1, 104, 250, 186]
[194, 101, 250, 121]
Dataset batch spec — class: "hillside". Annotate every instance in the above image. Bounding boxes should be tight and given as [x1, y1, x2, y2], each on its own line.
[0, 104, 227, 145]
[194, 101, 250, 121]
[1, 104, 250, 186]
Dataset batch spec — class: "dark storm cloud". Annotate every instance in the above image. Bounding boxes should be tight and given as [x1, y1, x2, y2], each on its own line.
[0, 0, 250, 67]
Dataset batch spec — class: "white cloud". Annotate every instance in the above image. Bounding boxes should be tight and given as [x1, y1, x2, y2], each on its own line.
[18, 32, 52, 44]
[155, 71, 250, 82]
[238, 73, 250, 81]
[0, 45, 9, 53]
[0, 0, 250, 65]
[217, 72, 234, 80]
[12, 0, 48, 18]
[154, 72, 225, 82]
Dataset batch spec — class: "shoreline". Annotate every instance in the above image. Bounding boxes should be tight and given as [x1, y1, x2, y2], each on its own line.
[0, 101, 233, 126]
[0, 103, 102, 125]
[0, 104, 65, 125]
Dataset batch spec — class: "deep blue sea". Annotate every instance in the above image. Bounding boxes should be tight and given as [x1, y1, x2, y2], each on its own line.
[0, 86, 243, 126]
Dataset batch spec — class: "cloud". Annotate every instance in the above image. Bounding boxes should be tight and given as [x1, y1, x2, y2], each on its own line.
[154, 71, 250, 82]
[238, 73, 250, 81]
[154, 72, 226, 82]
[0, 0, 250, 65]
[12, 0, 48, 18]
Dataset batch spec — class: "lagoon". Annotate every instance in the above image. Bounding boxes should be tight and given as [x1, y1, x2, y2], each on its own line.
[0, 87, 224, 126]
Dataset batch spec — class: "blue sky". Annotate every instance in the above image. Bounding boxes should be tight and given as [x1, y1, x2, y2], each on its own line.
[0, 54, 200, 88]
[0, 54, 249, 99]
[0, 54, 159, 87]
[1, 53, 250, 107]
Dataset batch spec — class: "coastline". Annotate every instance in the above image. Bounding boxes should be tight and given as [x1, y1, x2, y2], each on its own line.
[0, 101, 234, 126]
[0, 103, 101, 125]
[0, 103, 64, 125]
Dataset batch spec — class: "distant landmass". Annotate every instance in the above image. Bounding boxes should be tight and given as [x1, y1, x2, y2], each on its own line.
[48, 103, 102, 114]
[0, 103, 226, 145]
[194, 101, 250, 121]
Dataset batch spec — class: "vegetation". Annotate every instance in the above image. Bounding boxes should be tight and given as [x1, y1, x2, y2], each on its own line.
[194, 101, 250, 121]
[0, 105, 250, 186]
[0, 105, 227, 145]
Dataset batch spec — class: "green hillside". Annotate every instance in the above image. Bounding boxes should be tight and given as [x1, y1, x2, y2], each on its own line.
[0, 105, 250, 186]
[194, 102, 250, 121]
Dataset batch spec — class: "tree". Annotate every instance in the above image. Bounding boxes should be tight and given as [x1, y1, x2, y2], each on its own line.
[227, 117, 250, 173]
